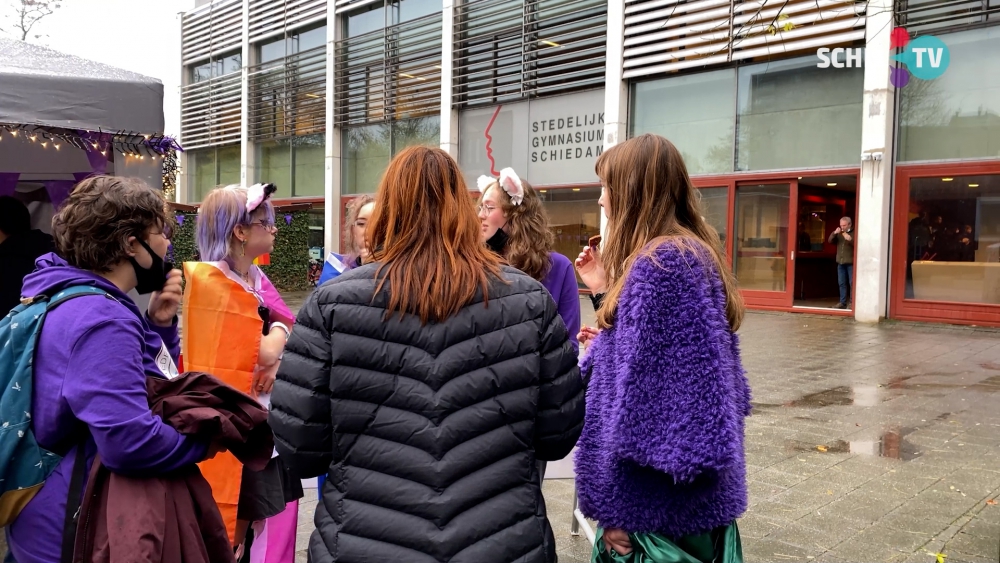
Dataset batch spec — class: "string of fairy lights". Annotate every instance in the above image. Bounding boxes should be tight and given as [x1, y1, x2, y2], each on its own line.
[0, 123, 183, 200]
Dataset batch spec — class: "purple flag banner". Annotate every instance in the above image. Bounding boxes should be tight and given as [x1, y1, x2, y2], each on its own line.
[0, 173, 20, 197]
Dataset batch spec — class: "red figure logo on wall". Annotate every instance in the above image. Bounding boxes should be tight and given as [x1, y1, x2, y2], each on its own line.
[484, 105, 503, 177]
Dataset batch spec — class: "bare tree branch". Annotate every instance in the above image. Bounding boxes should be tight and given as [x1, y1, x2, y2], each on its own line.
[2, 0, 64, 42]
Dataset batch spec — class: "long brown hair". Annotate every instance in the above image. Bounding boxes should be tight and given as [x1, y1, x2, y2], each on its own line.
[478, 178, 553, 281]
[596, 134, 745, 331]
[367, 146, 503, 324]
[343, 194, 374, 266]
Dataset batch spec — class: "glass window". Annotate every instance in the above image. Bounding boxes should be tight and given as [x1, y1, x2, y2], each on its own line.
[259, 139, 293, 198]
[218, 145, 241, 186]
[191, 61, 215, 83]
[261, 38, 287, 63]
[293, 26, 327, 53]
[221, 52, 242, 75]
[342, 117, 440, 194]
[734, 184, 790, 291]
[257, 136, 327, 198]
[905, 174, 1000, 305]
[343, 123, 391, 194]
[307, 207, 326, 262]
[736, 55, 863, 171]
[697, 187, 729, 248]
[539, 187, 602, 288]
[347, 4, 386, 38]
[189, 148, 217, 201]
[293, 135, 326, 197]
[187, 144, 241, 202]
[190, 53, 240, 83]
[898, 0, 1000, 33]
[631, 70, 736, 175]
[392, 115, 440, 152]
[897, 27, 1000, 162]
[393, 0, 439, 25]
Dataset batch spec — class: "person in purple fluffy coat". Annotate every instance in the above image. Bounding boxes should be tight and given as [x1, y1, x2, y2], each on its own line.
[574, 134, 753, 562]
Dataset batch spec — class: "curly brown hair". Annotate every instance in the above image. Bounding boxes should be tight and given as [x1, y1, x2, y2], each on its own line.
[479, 178, 553, 282]
[52, 176, 172, 273]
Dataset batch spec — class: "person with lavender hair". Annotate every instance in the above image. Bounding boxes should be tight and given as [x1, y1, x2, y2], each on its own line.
[181, 184, 302, 563]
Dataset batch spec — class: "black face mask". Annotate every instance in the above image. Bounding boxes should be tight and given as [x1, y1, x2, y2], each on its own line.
[485, 225, 510, 255]
[129, 239, 172, 295]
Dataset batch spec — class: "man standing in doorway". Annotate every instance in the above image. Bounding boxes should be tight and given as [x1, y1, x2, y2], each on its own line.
[828, 217, 855, 309]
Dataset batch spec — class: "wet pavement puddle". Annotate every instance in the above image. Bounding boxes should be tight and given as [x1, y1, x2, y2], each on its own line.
[785, 426, 922, 461]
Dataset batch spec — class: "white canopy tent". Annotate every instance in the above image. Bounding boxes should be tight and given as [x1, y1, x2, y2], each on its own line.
[0, 37, 172, 233]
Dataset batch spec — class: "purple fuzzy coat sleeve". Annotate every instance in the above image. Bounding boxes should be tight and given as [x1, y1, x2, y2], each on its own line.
[612, 244, 746, 484]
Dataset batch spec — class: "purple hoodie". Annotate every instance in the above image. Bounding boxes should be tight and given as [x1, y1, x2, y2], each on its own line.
[540, 252, 581, 353]
[7, 253, 207, 563]
[575, 242, 752, 537]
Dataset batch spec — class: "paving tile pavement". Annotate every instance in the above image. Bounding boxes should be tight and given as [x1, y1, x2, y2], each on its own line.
[278, 296, 1000, 563]
[15, 293, 992, 563]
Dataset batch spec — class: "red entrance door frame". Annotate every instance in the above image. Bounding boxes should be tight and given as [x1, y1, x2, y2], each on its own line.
[891, 161, 1000, 327]
[692, 167, 859, 315]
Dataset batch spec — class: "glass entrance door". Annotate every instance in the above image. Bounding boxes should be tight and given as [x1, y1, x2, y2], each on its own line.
[733, 182, 797, 307]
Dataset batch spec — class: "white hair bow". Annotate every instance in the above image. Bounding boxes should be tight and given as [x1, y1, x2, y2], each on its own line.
[476, 168, 524, 206]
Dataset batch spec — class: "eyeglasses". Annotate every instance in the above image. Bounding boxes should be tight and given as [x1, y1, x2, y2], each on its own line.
[477, 204, 497, 214]
[249, 220, 276, 231]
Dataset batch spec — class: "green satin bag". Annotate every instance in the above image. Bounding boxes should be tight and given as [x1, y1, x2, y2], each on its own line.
[591, 522, 743, 563]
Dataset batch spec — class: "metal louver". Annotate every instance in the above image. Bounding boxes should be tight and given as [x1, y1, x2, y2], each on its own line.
[249, 0, 328, 43]
[180, 72, 242, 149]
[334, 14, 443, 126]
[248, 44, 327, 140]
[895, 0, 999, 34]
[182, 0, 243, 65]
[334, 0, 384, 14]
[623, 0, 867, 79]
[453, 0, 607, 108]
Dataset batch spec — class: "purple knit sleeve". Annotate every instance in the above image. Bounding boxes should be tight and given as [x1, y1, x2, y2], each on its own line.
[555, 256, 581, 354]
[148, 315, 180, 363]
[612, 244, 746, 484]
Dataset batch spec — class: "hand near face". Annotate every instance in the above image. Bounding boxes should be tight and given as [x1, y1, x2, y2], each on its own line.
[148, 269, 183, 327]
[575, 247, 607, 294]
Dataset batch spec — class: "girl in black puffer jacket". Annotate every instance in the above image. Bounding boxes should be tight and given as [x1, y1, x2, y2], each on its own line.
[270, 146, 584, 563]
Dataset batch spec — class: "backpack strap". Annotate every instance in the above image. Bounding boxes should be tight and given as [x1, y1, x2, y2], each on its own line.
[60, 444, 88, 563]
[45, 286, 110, 310]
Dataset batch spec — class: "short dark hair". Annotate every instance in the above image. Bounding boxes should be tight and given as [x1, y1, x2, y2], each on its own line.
[52, 176, 171, 272]
[0, 196, 31, 236]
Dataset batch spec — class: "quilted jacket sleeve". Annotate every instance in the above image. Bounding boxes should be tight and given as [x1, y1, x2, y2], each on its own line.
[270, 290, 333, 478]
[533, 290, 585, 462]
